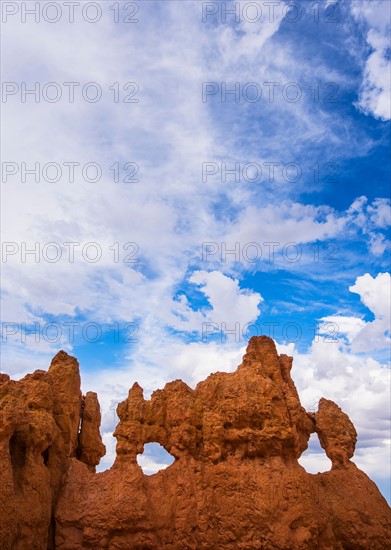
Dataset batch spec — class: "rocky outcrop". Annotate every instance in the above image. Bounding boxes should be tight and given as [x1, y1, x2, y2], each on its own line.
[0, 336, 389, 549]
[314, 397, 357, 468]
[0, 352, 105, 550]
[78, 392, 106, 470]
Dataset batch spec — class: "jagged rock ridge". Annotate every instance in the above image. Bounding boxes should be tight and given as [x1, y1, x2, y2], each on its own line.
[0, 337, 389, 549]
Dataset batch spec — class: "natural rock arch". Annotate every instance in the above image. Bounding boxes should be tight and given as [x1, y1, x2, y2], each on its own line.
[137, 442, 175, 475]
[298, 431, 332, 473]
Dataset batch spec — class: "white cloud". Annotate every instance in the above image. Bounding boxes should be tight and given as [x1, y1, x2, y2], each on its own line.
[352, 0, 391, 120]
[347, 196, 390, 255]
[1, 2, 388, 338]
[348, 273, 391, 351]
[368, 198, 391, 229]
[350, 272, 390, 321]
[187, 270, 262, 327]
[222, 202, 345, 247]
[319, 315, 366, 345]
[136, 443, 175, 475]
[349, 196, 391, 231]
[214, 0, 287, 65]
[319, 273, 390, 353]
[354, 442, 391, 480]
[169, 341, 246, 386]
[368, 232, 388, 256]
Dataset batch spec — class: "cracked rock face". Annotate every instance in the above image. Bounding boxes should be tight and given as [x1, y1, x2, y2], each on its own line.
[0, 336, 389, 549]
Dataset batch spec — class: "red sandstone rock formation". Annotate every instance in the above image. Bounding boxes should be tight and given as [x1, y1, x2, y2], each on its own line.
[0, 337, 389, 549]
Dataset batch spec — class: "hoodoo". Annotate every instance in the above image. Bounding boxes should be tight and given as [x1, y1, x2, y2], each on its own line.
[0, 336, 390, 549]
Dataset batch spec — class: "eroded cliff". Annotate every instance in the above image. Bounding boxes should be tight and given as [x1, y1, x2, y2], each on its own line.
[0, 337, 389, 549]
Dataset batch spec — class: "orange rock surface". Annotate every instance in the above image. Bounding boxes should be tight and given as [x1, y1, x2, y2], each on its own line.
[0, 337, 389, 549]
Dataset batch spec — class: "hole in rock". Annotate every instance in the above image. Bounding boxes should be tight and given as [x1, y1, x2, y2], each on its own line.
[9, 431, 27, 490]
[42, 447, 50, 466]
[9, 432, 26, 470]
[96, 432, 116, 472]
[137, 443, 175, 475]
[298, 432, 332, 473]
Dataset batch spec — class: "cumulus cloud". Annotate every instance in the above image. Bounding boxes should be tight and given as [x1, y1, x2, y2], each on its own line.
[187, 270, 262, 327]
[320, 272, 391, 353]
[350, 272, 390, 321]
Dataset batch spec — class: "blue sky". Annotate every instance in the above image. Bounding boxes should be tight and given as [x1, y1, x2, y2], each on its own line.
[1, 0, 390, 501]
